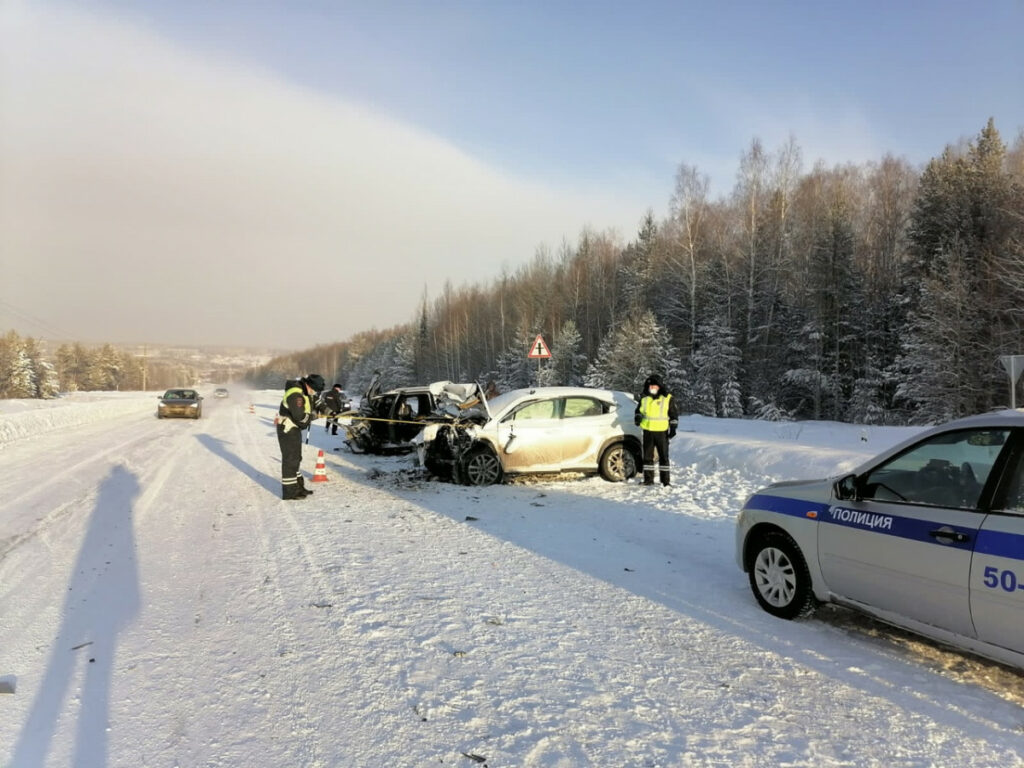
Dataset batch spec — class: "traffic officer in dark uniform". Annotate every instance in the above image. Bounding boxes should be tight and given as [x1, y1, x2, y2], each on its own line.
[321, 383, 347, 436]
[277, 373, 325, 500]
[634, 373, 679, 486]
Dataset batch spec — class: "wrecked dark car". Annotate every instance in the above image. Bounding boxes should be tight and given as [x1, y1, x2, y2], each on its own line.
[414, 386, 642, 486]
[343, 375, 483, 455]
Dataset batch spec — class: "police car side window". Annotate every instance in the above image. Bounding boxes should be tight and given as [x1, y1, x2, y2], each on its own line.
[861, 429, 1008, 510]
[994, 443, 1024, 515]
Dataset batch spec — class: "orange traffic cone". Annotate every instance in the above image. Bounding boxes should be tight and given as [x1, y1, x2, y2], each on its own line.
[312, 449, 328, 482]
[249, 403, 255, 414]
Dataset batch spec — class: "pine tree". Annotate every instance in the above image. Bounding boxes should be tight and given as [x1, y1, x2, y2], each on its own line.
[22, 337, 54, 398]
[899, 119, 1017, 418]
[0, 331, 35, 398]
[690, 316, 743, 417]
[894, 251, 981, 424]
[538, 320, 587, 386]
[847, 354, 887, 425]
[584, 311, 683, 395]
[0, 331, 18, 397]
[384, 333, 418, 388]
[494, 326, 537, 391]
[617, 212, 657, 312]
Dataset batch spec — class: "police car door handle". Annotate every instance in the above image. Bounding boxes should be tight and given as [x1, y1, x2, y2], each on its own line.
[928, 529, 970, 544]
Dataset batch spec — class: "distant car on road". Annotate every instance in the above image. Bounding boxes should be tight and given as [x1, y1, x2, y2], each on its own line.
[157, 388, 203, 419]
[213, 387, 230, 398]
[736, 409, 1024, 670]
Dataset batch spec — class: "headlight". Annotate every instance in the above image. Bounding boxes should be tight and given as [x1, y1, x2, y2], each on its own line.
[189, 402, 199, 408]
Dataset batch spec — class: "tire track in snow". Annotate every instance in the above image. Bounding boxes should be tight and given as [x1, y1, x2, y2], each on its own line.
[216, 397, 330, 766]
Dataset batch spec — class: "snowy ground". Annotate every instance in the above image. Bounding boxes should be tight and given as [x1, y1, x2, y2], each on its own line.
[2, 391, 1024, 767]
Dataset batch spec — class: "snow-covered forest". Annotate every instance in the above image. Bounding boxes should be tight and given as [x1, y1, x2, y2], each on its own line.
[0, 332, 206, 397]
[250, 120, 1024, 427]
[7, 121, 1022, 428]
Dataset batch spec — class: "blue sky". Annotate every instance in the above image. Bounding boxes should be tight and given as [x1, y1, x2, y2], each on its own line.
[94, 0, 1024, 197]
[2, 1, 1022, 349]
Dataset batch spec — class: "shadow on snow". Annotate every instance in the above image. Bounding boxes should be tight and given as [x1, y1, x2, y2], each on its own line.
[10, 464, 141, 768]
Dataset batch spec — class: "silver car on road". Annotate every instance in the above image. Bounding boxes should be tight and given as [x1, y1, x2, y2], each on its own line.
[416, 386, 643, 486]
[736, 410, 1024, 670]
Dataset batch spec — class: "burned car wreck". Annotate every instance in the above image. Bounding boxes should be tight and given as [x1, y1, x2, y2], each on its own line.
[343, 375, 483, 455]
[415, 386, 643, 486]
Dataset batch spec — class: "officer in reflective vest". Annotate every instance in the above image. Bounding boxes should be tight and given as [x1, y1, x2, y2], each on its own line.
[633, 373, 679, 486]
[277, 373, 325, 500]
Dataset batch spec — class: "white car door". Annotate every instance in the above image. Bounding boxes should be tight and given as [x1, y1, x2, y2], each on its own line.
[558, 396, 608, 469]
[496, 398, 563, 472]
[971, 514, 1024, 654]
[818, 428, 1008, 636]
[970, 439, 1024, 654]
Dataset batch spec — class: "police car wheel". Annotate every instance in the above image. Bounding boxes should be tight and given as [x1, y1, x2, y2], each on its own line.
[749, 532, 816, 620]
[462, 447, 503, 486]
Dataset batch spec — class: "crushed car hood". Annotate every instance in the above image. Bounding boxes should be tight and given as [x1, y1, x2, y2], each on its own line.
[429, 381, 489, 419]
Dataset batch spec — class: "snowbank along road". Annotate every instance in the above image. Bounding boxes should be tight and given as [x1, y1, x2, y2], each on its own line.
[1, 391, 1023, 767]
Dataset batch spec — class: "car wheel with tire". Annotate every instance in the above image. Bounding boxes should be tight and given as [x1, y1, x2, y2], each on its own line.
[599, 442, 637, 482]
[461, 446, 503, 486]
[747, 531, 817, 619]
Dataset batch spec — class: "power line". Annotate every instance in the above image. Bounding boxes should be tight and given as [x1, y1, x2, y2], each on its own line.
[0, 297, 79, 341]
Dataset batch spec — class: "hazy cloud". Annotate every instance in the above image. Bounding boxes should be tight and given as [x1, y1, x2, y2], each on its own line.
[0, 2, 647, 348]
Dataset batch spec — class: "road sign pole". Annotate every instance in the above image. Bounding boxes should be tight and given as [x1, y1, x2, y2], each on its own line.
[527, 334, 552, 384]
[999, 355, 1024, 409]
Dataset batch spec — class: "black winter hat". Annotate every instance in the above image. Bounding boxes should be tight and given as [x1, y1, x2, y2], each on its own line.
[643, 373, 666, 390]
[303, 373, 326, 392]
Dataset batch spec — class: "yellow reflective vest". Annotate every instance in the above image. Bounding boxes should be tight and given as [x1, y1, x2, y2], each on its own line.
[279, 385, 311, 431]
[638, 394, 673, 432]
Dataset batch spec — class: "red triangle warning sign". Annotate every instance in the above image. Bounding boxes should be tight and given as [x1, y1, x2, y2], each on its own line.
[527, 334, 551, 359]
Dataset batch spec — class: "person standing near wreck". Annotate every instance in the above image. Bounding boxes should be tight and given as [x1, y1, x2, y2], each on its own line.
[633, 373, 678, 486]
[322, 382, 346, 436]
[277, 373, 324, 500]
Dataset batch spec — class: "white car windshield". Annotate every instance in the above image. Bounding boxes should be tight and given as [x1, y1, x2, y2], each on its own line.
[483, 391, 521, 419]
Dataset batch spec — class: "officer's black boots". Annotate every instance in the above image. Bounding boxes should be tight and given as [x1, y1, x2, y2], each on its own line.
[282, 483, 308, 500]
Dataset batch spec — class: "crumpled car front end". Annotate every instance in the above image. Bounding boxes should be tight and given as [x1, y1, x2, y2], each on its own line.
[345, 378, 487, 456]
[415, 422, 479, 482]
[414, 385, 491, 481]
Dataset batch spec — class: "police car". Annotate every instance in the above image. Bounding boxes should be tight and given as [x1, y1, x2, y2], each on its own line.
[736, 410, 1024, 670]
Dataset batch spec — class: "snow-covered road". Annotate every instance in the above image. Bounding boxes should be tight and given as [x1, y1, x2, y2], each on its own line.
[2, 392, 1023, 767]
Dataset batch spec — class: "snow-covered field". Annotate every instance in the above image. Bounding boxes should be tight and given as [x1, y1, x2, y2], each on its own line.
[2, 391, 1024, 767]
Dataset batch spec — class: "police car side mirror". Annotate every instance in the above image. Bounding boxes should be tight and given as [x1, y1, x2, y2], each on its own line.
[834, 473, 859, 501]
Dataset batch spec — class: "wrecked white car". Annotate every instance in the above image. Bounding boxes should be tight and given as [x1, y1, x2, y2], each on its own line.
[415, 386, 643, 486]
[344, 376, 482, 455]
